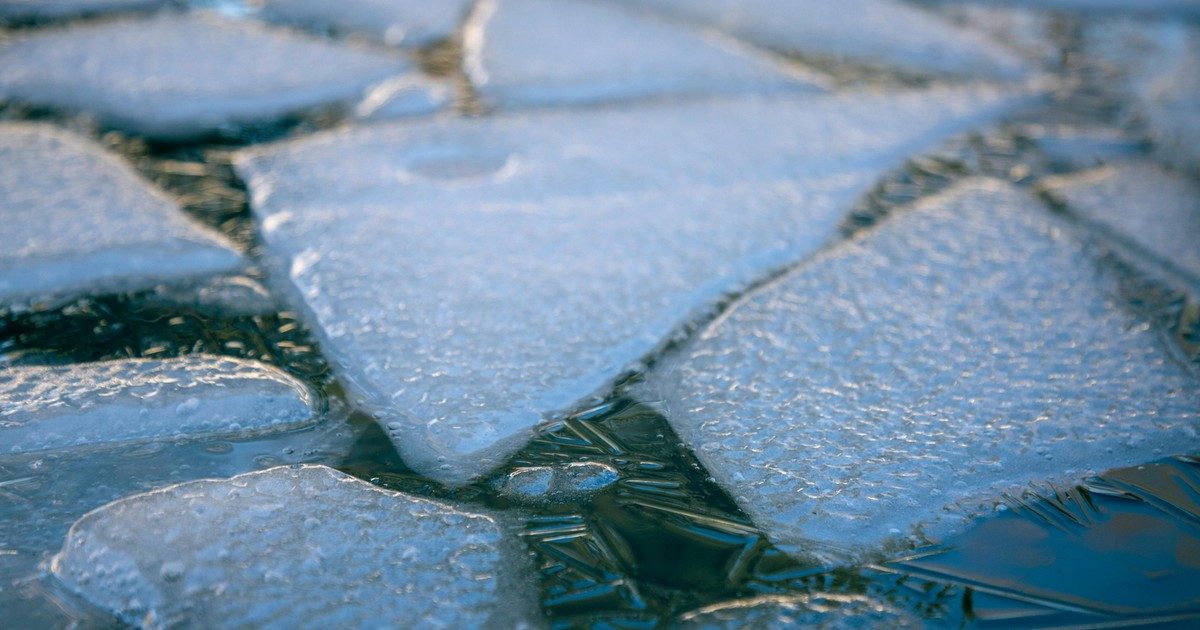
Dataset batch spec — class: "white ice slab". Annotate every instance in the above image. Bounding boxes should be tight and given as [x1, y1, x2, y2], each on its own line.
[609, 0, 1027, 79]
[259, 0, 473, 47]
[0, 14, 406, 140]
[0, 123, 242, 307]
[1040, 162, 1200, 283]
[0, 0, 167, 21]
[50, 465, 537, 628]
[465, 0, 817, 109]
[947, 0, 1200, 16]
[0, 356, 317, 455]
[236, 86, 1031, 487]
[679, 593, 919, 629]
[633, 179, 1200, 553]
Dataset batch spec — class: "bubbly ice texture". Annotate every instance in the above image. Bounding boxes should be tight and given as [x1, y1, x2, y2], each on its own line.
[0, 0, 167, 21]
[236, 87, 1034, 487]
[0, 14, 405, 140]
[464, 0, 819, 109]
[632, 179, 1200, 553]
[50, 465, 537, 628]
[0, 356, 317, 454]
[607, 0, 1028, 79]
[1040, 162, 1200, 284]
[0, 123, 242, 307]
[259, 0, 473, 47]
[679, 593, 919, 629]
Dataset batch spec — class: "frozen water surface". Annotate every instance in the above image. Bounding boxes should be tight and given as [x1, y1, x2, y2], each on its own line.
[465, 0, 819, 108]
[50, 465, 537, 628]
[608, 0, 1028, 78]
[632, 179, 1200, 553]
[0, 0, 167, 21]
[949, 0, 1200, 16]
[0, 355, 317, 454]
[0, 123, 241, 307]
[679, 593, 919, 629]
[237, 86, 1031, 486]
[1041, 162, 1200, 284]
[0, 14, 406, 140]
[259, 0, 472, 47]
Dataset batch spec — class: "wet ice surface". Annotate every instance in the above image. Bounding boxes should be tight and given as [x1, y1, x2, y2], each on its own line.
[610, 0, 1028, 79]
[237, 86, 1029, 486]
[1041, 161, 1200, 284]
[0, 123, 241, 307]
[51, 465, 537, 628]
[465, 0, 819, 109]
[679, 593, 919, 629]
[633, 178, 1200, 553]
[497, 462, 619, 504]
[259, 0, 472, 47]
[0, 355, 317, 454]
[0, 0, 167, 21]
[0, 14, 406, 140]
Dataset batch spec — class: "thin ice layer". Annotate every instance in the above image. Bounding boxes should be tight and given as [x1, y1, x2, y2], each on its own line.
[236, 87, 1032, 486]
[948, 0, 1200, 15]
[609, 0, 1027, 78]
[0, 356, 317, 454]
[679, 593, 919, 629]
[50, 465, 537, 628]
[0, 123, 241, 306]
[0, 0, 167, 21]
[633, 179, 1200, 552]
[1040, 162, 1200, 283]
[259, 0, 473, 47]
[0, 14, 405, 140]
[465, 0, 816, 109]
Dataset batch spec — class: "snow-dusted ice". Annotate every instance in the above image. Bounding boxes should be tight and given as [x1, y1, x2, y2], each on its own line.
[609, 0, 1028, 79]
[0, 0, 166, 21]
[0, 14, 405, 140]
[51, 465, 537, 628]
[0, 356, 317, 454]
[237, 86, 1032, 486]
[679, 593, 919, 629]
[259, 0, 473, 47]
[465, 0, 818, 109]
[1040, 162, 1200, 283]
[632, 179, 1200, 553]
[0, 123, 241, 307]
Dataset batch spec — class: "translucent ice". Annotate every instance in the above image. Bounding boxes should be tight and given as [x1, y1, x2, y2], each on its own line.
[0, 14, 405, 140]
[50, 465, 537, 628]
[633, 179, 1200, 553]
[259, 0, 473, 47]
[0, 356, 317, 454]
[1040, 162, 1200, 283]
[679, 593, 919, 629]
[608, 0, 1027, 79]
[236, 87, 1033, 486]
[499, 462, 619, 503]
[465, 0, 818, 109]
[0, 123, 242, 307]
[0, 0, 167, 21]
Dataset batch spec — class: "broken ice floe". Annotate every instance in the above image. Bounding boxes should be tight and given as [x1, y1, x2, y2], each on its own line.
[259, 0, 473, 47]
[0, 0, 167, 22]
[465, 0, 819, 109]
[0, 356, 317, 455]
[236, 86, 1033, 487]
[632, 178, 1200, 553]
[0, 14, 406, 140]
[609, 0, 1028, 79]
[1040, 161, 1200, 286]
[0, 123, 242, 307]
[678, 593, 919, 629]
[50, 465, 537, 628]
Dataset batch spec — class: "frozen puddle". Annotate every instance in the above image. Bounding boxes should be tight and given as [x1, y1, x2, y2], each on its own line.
[0, 123, 241, 307]
[0, 356, 317, 454]
[679, 593, 919, 629]
[632, 179, 1200, 554]
[50, 465, 536, 627]
[608, 0, 1027, 79]
[1040, 161, 1200, 285]
[259, 0, 473, 47]
[0, 0, 167, 21]
[236, 86, 1031, 486]
[0, 14, 406, 140]
[465, 0, 818, 108]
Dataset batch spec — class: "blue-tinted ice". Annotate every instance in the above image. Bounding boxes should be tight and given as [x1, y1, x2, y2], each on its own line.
[259, 0, 473, 47]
